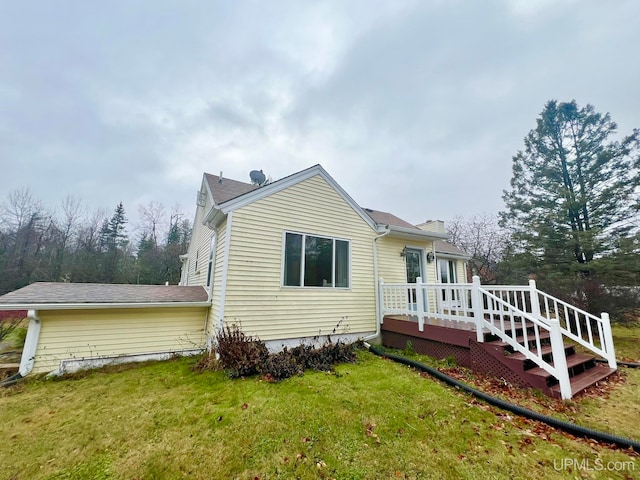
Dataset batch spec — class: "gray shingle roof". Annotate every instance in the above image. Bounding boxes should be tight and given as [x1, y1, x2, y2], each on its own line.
[363, 208, 420, 230]
[0, 283, 209, 306]
[434, 240, 469, 257]
[202, 170, 461, 253]
[202, 169, 423, 233]
[204, 173, 259, 205]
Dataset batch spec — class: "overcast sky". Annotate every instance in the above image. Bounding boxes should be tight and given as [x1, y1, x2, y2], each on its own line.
[1, 0, 639, 232]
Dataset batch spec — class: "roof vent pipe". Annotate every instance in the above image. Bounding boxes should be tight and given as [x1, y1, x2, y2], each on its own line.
[219, 171, 223, 183]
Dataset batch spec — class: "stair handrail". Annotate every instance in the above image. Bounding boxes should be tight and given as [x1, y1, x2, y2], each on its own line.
[482, 282, 617, 370]
[477, 284, 572, 399]
[534, 288, 617, 369]
[379, 277, 580, 399]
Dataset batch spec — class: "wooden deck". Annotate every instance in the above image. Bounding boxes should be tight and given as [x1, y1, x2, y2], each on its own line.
[384, 314, 489, 332]
[381, 315, 616, 399]
[381, 315, 478, 367]
[382, 315, 487, 347]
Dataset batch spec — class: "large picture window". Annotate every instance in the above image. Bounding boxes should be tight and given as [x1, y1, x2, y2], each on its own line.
[283, 232, 350, 288]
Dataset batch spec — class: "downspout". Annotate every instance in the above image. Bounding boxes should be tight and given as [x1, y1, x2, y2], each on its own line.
[364, 227, 390, 341]
[19, 309, 41, 377]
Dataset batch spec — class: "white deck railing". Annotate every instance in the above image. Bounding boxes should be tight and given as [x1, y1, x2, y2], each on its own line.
[379, 276, 617, 400]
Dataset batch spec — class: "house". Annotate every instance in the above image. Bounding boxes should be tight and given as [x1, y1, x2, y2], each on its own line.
[417, 220, 470, 283]
[0, 165, 449, 375]
[0, 164, 618, 400]
[0, 283, 210, 376]
[176, 164, 451, 350]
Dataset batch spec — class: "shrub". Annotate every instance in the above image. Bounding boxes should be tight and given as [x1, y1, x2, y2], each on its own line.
[215, 325, 269, 378]
[0, 310, 26, 342]
[195, 325, 361, 382]
[289, 343, 331, 371]
[260, 349, 302, 381]
[266, 340, 360, 380]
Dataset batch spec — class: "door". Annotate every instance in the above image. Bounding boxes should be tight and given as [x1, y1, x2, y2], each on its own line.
[405, 248, 424, 310]
[438, 259, 460, 309]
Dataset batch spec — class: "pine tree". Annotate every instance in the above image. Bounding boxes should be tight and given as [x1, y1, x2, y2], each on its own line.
[500, 100, 639, 276]
[500, 100, 640, 316]
[98, 202, 130, 282]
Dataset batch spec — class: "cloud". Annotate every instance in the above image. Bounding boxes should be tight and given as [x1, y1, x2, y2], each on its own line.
[0, 0, 638, 230]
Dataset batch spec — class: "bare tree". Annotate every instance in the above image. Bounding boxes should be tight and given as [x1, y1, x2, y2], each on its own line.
[446, 213, 509, 284]
[0, 188, 44, 231]
[138, 201, 166, 248]
[50, 196, 85, 281]
[69, 208, 106, 283]
[0, 188, 53, 293]
[0, 189, 191, 291]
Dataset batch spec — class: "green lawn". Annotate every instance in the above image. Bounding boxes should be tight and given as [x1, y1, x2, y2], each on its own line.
[611, 324, 640, 362]
[393, 325, 640, 443]
[1, 349, 638, 480]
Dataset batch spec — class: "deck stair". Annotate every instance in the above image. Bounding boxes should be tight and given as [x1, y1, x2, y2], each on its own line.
[479, 322, 616, 398]
[379, 276, 618, 399]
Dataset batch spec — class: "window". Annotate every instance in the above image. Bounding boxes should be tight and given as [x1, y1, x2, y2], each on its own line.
[439, 259, 457, 284]
[283, 232, 350, 288]
[438, 258, 460, 306]
[206, 234, 216, 287]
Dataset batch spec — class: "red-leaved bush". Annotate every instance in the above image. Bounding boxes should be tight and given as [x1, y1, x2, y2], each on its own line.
[0, 310, 27, 321]
[0, 310, 26, 342]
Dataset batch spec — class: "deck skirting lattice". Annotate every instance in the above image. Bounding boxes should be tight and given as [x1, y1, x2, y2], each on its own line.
[382, 331, 470, 368]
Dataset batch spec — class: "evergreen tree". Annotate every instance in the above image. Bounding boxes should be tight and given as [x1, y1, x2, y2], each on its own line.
[500, 100, 639, 277]
[162, 215, 191, 284]
[135, 233, 162, 284]
[98, 202, 130, 283]
[500, 100, 640, 317]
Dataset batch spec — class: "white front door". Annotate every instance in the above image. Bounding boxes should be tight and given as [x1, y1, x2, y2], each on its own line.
[405, 248, 424, 310]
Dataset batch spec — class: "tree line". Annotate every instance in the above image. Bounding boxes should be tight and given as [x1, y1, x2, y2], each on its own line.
[0, 191, 191, 296]
[449, 100, 640, 322]
[1, 99, 638, 322]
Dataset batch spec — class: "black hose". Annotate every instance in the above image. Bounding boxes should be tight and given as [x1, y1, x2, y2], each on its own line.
[595, 358, 640, 368]
[368, 344, 640, 453]
[0, 372, 23, 388]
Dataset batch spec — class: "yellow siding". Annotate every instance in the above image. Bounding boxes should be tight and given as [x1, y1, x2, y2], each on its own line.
[377, 236, 437, 283]
[208, 218, 227, 334]
[457, 260, 468, 283]
[185, 179, 215, 287]
[32, 307, 207, 373]
[223, 174, 377, 341]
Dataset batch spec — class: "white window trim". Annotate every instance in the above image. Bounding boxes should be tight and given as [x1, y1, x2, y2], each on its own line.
[438, 258, 458, 284]
[206, 233, 217, 288]
[281, 230, 351, 289]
